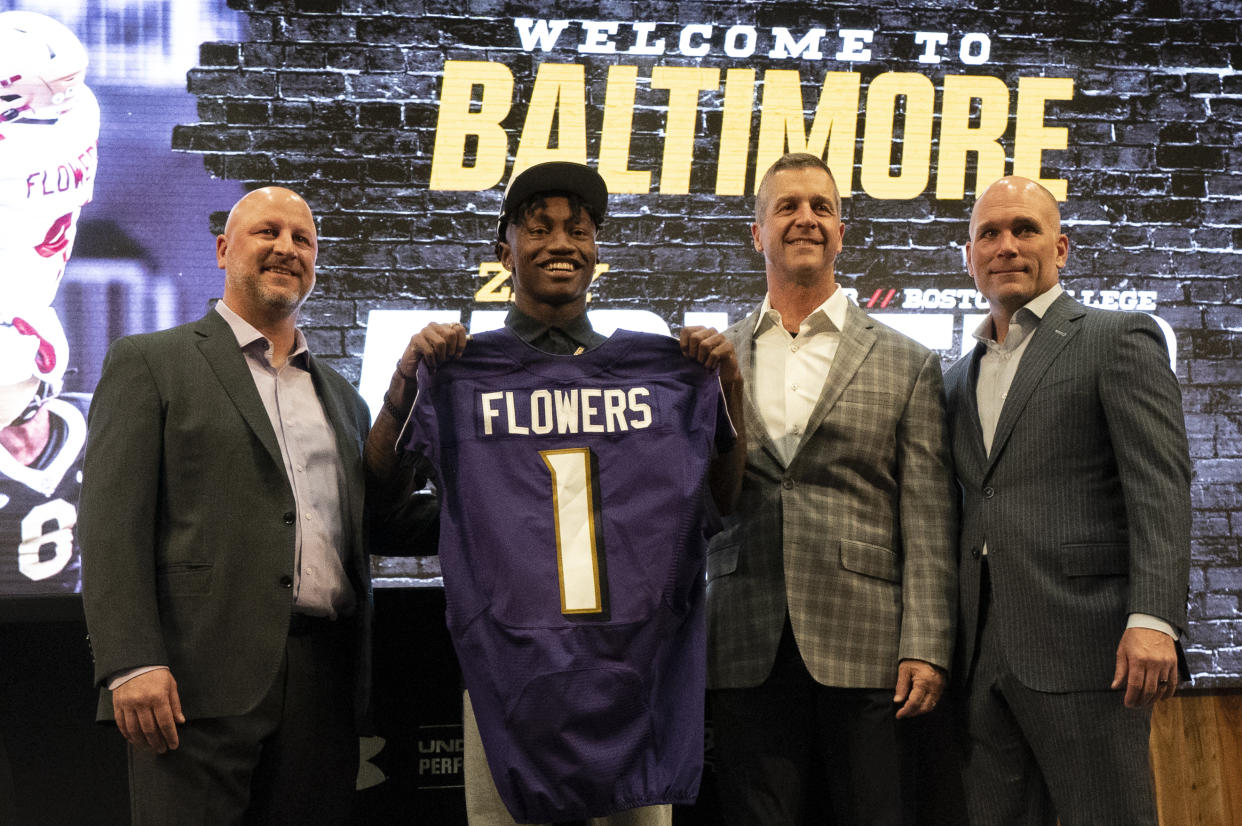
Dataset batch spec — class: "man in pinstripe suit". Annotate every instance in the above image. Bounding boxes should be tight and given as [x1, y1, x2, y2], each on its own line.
[707, 153, 957, 825]
[945, 176, 1191, 826]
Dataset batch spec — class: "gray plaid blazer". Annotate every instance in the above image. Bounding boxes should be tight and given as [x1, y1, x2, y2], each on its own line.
[706, 300, 957, 690]
[945, 293, 1191, 692]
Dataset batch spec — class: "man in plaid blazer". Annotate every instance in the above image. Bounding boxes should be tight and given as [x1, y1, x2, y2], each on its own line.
[706, 153, 957, 825]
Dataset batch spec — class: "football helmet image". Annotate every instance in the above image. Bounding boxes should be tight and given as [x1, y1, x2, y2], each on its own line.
[0, 11, 89, 123]
[0, 307, 68, 425]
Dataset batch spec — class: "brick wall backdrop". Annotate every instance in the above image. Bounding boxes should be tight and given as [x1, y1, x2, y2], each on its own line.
[173, 0, 1241, 687]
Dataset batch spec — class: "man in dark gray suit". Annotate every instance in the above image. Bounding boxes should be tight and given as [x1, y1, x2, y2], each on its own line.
[945, 176, 1191, 826]
[80, 187, 372, 823]
[707, 152, 956, 825]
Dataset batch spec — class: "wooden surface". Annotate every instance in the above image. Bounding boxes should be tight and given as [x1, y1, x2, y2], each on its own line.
[1151, 691, 1242, 825]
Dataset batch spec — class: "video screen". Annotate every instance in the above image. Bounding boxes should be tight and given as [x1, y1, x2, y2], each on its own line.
[0, 1, 1235, 687]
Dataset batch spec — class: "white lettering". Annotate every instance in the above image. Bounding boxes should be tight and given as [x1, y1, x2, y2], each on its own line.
[481, 391, 504, 435]
[679, 24, 713, 57]
[835, 29, 874, 61]
[914, 32, 949, 63]
[555, 390, 580, 434]
[513, 18, 571, 52]
[579, 21, 621, 54]
[530, 389, 554, 434]
[628, 388, 653, 429]
[581, 388, 604, 433]
[723, 25, 757, 58]
[505, 392, 530, 434]
[960, 33, 991, 65]
[629, 22, 666, 55]
[603, 389, 629, 431]
[768, 26, 826, 60]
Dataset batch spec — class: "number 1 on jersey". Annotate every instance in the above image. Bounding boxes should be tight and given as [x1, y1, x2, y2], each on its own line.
[540, 448, 604, 614]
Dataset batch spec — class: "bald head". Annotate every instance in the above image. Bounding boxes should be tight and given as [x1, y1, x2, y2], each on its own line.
[217, 187, 319, 327]
[966, 175, 1069, 329]
[970, 176, 1061, 238]
[224, 187, 315, 237]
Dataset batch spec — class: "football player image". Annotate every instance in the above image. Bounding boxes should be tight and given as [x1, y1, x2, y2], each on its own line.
[0, 11, 96, 598]
[0, 307, 85, 594]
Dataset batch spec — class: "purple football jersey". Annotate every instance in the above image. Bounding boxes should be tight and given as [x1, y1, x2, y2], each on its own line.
[405, 327, 732, 823]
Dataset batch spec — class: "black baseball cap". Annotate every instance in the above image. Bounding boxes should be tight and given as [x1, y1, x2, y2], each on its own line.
[497, 161, 608, 241]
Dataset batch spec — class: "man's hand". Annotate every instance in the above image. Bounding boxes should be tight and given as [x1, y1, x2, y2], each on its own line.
[111, 669, 185, 754]
[681, 326, 747, 514]
[1112, 626, 1178, 708]
[679, 326, 741, 385]
[401, 321, 469, 373]
[894, 659, 946, 719]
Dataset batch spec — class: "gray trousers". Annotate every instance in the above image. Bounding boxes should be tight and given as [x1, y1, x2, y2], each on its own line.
[959, 606, 1157, 826]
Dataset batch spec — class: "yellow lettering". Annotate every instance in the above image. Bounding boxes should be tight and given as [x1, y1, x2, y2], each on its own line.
[513, 63, 588, 176]
[859, 73, 935, 200]
[936, 75, 1010, 199]
[650, 67, 721, 194]
[716, 68, 755, 196]
[599, 65, 650, 194]
[476, 262, 608, 304]
[1013, 76, 1074, 200]
[474, 262, 511, 303]
[755, 70, 861, 195]
[429, 61, 513, 191]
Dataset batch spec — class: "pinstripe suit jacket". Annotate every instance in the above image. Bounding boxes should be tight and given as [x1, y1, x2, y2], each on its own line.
[707, 299, 957, 690]
[944, 293, 1191, 693]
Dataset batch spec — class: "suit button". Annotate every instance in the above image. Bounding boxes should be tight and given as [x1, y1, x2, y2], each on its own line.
[782, 478, 794, 490]
[279, 575, 293, 589]
[983, 486, 994, 499]
[283, 511, 295, 525]
[971, 547, 981, 559]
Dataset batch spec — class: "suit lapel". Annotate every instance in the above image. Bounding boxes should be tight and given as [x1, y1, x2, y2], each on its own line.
[953, 343, 989, 471]
[985, 293, 1085, 473]
[729, 307, 785, 467]
[193, 310, 286, 474]
[790, 300, 876, 461]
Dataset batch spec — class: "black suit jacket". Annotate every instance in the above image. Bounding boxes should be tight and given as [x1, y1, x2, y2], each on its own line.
[944, 293, 1190, 692]
[80, 309, 373, 722]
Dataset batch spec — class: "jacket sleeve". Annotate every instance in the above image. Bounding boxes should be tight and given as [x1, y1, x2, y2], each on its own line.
[79, 336, 169, 687]
[1099, 314, 1191, 633]
[895, 349, 959, 670]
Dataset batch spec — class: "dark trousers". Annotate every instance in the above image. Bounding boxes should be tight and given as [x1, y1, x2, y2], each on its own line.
[128, 618, 358, 826]
[0, 730, 14, 826]
[958, 561, 1157, 826]
[710, 620, 914, 826]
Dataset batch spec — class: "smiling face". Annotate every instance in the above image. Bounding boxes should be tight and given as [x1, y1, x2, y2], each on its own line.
[217, 187, 317, 325]
[967, 176, 1068, 319]
[752, 165, 845, 289]
[499, 195, 598, 322]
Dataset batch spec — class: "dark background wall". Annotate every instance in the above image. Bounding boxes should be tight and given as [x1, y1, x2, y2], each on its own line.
[171, 0, 1242, 687]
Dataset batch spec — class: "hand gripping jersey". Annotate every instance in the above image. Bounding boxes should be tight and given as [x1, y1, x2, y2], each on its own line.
[0, 392, 87, 594]
[405, 328, 733, 823]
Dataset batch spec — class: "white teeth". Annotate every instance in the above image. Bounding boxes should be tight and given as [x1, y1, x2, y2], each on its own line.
[545, 262, 575, 271]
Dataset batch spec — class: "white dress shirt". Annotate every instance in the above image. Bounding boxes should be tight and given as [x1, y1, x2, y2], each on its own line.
[753, 286, 849, 466]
